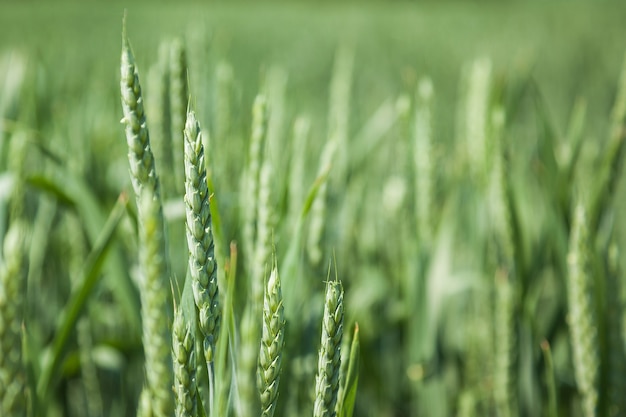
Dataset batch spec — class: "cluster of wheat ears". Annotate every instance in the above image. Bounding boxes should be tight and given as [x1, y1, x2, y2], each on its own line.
[118, 23, 360, 417]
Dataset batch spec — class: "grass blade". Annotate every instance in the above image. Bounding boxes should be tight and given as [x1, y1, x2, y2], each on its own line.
[338, 323, 360, 417]
[36, 192, 129, 404]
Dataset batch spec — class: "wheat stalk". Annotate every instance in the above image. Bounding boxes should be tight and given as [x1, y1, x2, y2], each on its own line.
[121, 31, 173, 417]
[137, 190, 174, 417]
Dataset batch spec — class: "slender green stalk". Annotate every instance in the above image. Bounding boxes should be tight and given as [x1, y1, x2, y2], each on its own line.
[239, 152, 275, 417]
[257, 266, 285, 417]
[314, 279, 344, 417]
[121, 31, 173, 417]
[183, 110, 220, 412]
[540, 340, 558, 417]
[567, 203, 598, 417]
[0, 221, 28, 417]
[137, 190, 174, 417]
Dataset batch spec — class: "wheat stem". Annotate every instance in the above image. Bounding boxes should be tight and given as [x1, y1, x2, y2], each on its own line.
[121, 32, 173, 417]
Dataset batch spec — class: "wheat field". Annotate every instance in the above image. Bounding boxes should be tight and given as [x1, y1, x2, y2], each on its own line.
[1, 2, 626, 417]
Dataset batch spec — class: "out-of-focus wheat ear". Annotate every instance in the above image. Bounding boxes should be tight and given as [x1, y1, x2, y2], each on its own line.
[590, 52, 626, 232]
[413, 77, 434, 246]
[242, 94, 268, 268]
[137, 190, 174, 417]
[456, 391, 476, 417]
[307, 139, 337, 266]
[488, 108, 515, 269]
[146, 41, 173, 198]
[173, 304, 197, 417]
[288, 116, 311, 225]
[265, 66, 288, 178]
[169, 38, 189, 196]
[257, 266, 285, 417]
[493, 270, 516, 417]
[137, 388, 153, 417]
[566, 203, 598, 417]
[237, 304, 259, 417]
[183, 110, 220, 412]
[252, 158, 274, 309]
[462, 58, 492, 185]
[314, 278, 344, 417]
[606, 243, 626, 416]
[328, 45, 354, 186]
[120, 34, 161, 201]
[0, 221, 29, 417]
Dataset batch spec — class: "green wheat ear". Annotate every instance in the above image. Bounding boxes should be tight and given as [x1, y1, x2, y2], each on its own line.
[169, 38, 188, 196]
[314, 278, 345, 417]
[137, 190, 174, 417]
[0, 221, 29, 417]
[121, 28, 173, 417]
[120, 33, 161, 201]
[567, 202, 598, 417]
[257, 265, 285, 417]
[172, 303, 197, 417]
[183, 109, 220, 411]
